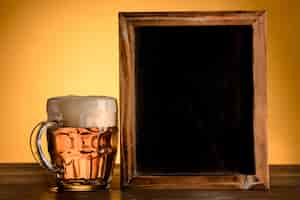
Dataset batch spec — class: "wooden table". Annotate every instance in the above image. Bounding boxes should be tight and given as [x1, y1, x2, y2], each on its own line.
[0, 164, 299, 200]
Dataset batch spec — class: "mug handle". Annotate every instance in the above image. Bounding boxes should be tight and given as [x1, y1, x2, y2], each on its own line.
[30, 121, 62, 173]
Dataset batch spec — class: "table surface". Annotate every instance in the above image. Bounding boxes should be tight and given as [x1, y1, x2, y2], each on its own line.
[0, 164, 299, 200]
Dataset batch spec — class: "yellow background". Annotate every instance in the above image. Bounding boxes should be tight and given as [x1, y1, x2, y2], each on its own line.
[0, 0, 299, 164]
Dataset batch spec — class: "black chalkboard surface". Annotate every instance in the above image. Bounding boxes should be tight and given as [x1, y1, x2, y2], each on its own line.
[134, 26, 255, 175]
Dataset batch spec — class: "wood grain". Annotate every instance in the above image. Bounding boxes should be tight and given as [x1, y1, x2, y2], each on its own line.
[0, 164, 298, 200]
[252, 12, 269, 189]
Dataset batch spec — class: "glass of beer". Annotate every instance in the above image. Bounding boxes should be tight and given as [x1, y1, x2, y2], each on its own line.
[30, 96, 118, 191]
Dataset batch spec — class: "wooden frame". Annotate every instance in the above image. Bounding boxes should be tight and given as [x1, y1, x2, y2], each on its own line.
[119, 11, 268, 190]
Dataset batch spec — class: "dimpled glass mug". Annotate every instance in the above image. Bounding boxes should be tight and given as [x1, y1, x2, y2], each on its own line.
[30, 96, 118, 191]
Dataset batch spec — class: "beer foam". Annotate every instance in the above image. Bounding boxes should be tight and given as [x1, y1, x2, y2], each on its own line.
[47, 96, 117, 128]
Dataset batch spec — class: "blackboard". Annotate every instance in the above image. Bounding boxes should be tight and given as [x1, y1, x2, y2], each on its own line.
[119, 11, 268, 189]
[135, 26, 255, 175]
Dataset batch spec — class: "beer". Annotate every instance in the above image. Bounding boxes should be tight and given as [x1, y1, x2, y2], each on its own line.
[47, 127, 117, 185]
[31, 96, 118, 191]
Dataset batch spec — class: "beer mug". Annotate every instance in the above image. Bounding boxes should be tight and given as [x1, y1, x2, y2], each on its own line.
[30, 96, 118, 191]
